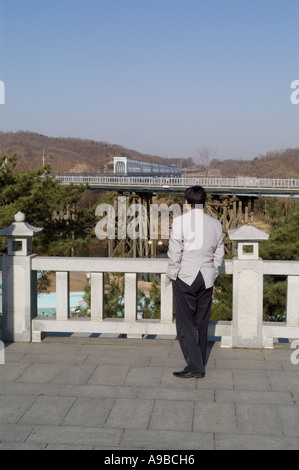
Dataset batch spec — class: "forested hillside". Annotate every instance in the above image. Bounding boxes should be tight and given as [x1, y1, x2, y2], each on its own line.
[0, 131, 298, 178]
[0, 131, 185, 174]
[210, 148, 299, 178]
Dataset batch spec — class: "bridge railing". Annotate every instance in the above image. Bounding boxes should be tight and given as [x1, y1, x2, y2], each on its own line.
[29, 257, 299, 348]
[1, 215, 299, 348]
[1, 251, 299, 348]
[28, 257, 233, 343]
[55, 174, 299, 190]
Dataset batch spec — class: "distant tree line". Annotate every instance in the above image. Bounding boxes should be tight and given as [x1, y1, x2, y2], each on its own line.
[0, 155, 96, 257]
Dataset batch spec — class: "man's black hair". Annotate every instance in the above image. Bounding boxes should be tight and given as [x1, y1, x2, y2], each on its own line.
[184, 186, 207, 207]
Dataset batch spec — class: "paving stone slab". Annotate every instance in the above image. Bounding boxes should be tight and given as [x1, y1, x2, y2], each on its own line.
[5, 342, 81, 356]
[19, 396, 77, 426]
[233, 369, 271, 391]
[15, 363, 64, 384]
[268, 370, 299, 393]
[149, 356, 187, 368]
[124, 366, 164, 387]
[278, 404, 299, 437]
[80, 344, 143, 357]
[0, 363, 32, 382]
[121, 429, 214, 450]
[0, 395, 37, 424]
[236, 403, 283, 436]
[216, 389, 294, 405]
[281, 361, 299, 371]
[263, 348, 295, 362]
[193, 402, 237, 434]
[215, 433, 299, 450]
[196, 368, 233, 390]
[292, 393, 299, 405]
[3, 352, 26, 363]
[27, 425, 123, 447]
[216, 359, 283, 370]
[51, 364, 96, 385]
[46, 444, 94, 450]
[88, 364, 130, 386]
[137, 385, 214, 402]
[0, 442, 46, 450]
[19, 354, 88, 365]
[105, 398, 154, 430]
[61, 384, 138, 399]
[212, 346, 265, 362]
[85, 354, 150, 367]
[0, 382, 65, 397]
[62, 397, 115, 427]
[0, 424, 35, 443]
[149, 399, 194, 432]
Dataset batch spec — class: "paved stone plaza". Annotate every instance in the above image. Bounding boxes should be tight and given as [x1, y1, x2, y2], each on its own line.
[0, 336, 298, 450]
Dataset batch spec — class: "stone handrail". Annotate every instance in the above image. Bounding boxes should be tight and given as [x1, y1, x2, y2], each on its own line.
[0, 216, 298, 348]
[29, 257, 233, 342]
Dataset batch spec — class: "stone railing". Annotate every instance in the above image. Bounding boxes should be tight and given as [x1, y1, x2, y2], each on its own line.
[0, 214, 299, 349]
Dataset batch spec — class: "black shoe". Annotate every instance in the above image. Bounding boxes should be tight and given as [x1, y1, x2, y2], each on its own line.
[173, 371, 205, 379]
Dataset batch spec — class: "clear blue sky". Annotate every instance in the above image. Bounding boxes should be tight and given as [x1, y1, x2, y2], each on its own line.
[0, 0, 299, 161]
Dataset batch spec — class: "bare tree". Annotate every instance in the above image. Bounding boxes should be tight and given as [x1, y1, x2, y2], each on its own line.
[197, 146, 216, 177]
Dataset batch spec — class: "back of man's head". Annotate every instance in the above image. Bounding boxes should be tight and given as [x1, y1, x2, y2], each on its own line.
[185, 186, 207, 208]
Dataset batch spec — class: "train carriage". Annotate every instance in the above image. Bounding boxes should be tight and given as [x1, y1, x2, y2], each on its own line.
[113, 156, 181, 177]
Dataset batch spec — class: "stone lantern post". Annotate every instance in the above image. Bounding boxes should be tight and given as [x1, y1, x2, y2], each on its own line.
[0, 213, 43, 342]
[228, 225, 269, 348]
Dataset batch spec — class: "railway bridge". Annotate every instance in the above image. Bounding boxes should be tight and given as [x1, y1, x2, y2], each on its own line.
[55, 175, 299, 198]
[55, 175, 299, 257]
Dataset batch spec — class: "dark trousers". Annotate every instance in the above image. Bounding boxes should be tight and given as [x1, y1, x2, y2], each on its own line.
[172, 271, 213, 374]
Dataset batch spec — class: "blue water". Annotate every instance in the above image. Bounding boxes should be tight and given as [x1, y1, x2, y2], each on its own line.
[38, 292, 86, 317]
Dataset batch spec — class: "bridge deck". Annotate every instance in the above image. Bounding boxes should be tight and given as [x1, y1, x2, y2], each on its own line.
[55, 175, 299, 197]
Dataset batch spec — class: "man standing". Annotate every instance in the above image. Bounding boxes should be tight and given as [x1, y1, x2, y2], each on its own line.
[167, 186, 224, 379]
